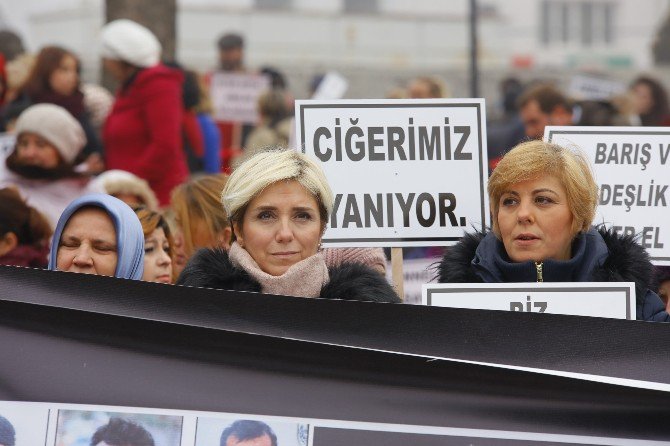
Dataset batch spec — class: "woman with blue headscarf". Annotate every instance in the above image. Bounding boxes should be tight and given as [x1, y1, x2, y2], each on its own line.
[48, 194, 144, 279]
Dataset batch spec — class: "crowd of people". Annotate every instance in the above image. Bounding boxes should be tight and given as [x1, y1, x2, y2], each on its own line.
[0, 19, 669, 320]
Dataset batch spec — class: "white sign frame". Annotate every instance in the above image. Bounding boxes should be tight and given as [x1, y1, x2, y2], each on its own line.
[295, 99, 489, 248]
[545, 126, 670, 265]
[422, 282, 636, 320]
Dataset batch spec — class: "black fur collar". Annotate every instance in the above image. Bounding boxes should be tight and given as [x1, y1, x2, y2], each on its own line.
[437, 227, 654, 303]
[177, 248, 400, 303]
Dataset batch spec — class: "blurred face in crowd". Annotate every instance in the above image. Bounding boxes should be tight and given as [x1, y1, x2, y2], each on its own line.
[658, 279, 670, 311]
[170, 224, 188, 279]
[408, 79, 434, 99]
[142, 227, 172, 284]
[56, 207, 118, 276]
[102, 58, 136, 83]
[234, 180, 323, 276]
[519, 99, 572, 139]
[219, 47, 243, 71]
[15, 132, 61, 169]
[225, 434, 272, 446]
[113, 193, 146, 209]
[632, 82, 654, 115]
[49, 54, 79, 96]
[497, 175, 574, 263]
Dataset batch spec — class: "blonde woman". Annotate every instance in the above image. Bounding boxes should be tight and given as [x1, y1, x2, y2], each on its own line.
[176, 150, 399, 302]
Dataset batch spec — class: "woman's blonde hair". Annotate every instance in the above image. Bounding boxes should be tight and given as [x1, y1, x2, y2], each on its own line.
[170, 174, 229, 256]
[222, 149, 334, 230]
[488, 140, 598, 237]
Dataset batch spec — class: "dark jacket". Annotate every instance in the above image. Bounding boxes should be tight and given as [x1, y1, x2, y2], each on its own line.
[177, 248, 401, 303]
[437, 227, 669, 322]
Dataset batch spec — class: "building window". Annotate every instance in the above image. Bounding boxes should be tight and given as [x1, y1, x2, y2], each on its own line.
[540, 0, 615, 46]
[343, 0, 378, 14]
[255, 0, 291, 10]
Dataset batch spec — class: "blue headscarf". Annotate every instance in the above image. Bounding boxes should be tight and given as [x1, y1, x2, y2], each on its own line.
[48, 194, 145, 280]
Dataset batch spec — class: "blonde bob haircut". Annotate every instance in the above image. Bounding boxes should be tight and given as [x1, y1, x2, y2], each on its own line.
[488, 140, 598, 237]
[222, 148, 334, 230]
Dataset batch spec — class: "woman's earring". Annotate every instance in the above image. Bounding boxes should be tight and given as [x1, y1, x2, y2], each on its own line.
[318, 240, 322, 251]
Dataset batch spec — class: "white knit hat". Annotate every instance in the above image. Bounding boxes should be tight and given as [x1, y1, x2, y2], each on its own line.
[14, 103, 86, 164]
[91, 169, 159, 211]
[100, 19, 161, 68]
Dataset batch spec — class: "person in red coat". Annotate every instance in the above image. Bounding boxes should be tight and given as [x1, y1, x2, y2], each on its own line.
[101, 19, 188, 206]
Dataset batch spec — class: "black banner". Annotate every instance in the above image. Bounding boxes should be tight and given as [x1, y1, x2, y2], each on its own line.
[1, 265, 669, 442]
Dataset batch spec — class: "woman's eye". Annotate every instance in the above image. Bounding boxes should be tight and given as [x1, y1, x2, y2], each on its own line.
[295, 212, 313, 221]
[162, 244, 170, 252]
[535, 196, 554, 205]
[144, 246, 154, 254]
[501, 197, 517, 206]
[258, 211, 274, 220]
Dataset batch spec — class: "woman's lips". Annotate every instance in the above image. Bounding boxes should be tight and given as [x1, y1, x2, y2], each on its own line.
[514, 234, 540, 246]
[272, 251, 299, 258]
[156, 274, 172, 283]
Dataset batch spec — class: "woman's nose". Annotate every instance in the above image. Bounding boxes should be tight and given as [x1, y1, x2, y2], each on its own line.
[275, 219, 294, 243]
[158, 250, 172, 266]
[72, 246, 93, 266]
[516, 199, 534, 223]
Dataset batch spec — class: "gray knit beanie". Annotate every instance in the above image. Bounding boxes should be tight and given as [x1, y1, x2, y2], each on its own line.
[0, 415, 15, 446]
[101, 19, 161, 68]
[14, 103, 86, 164]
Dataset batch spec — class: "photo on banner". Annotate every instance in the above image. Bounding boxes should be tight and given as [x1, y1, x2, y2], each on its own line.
[0, 401, 50, 446]
[295, 99, 489, 248]
[195, 416, 308, 446]
[545, 126, 670, 265]
[55, 409, 182, 446]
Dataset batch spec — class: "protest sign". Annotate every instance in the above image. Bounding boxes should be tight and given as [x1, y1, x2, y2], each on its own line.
[568, 75, 625, 101]
[311, 71, 349, 100]
[423, 282, 636, 319]
[295, 99, 489, 248]
[386, 256, 438, 304]
[210, 72, 270, 123]
[545, 126, 670, 264]
[2, 266, 670, 442]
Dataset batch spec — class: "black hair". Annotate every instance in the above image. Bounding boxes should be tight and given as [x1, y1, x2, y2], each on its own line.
[217, 33, 244, 50]
[219, 420, 277, 446]
[90, 418, 154, 446]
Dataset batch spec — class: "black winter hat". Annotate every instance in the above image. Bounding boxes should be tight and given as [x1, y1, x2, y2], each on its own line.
[0, 415, 15, 446]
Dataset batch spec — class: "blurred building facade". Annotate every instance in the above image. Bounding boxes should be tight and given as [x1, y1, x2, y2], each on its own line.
[1, 0, 668, 102]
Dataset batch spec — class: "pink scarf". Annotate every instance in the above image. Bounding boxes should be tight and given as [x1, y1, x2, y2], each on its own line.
[228, 242, 329, 298]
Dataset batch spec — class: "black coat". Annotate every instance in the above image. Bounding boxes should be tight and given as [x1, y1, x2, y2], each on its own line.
[177, 248, 401, 303]
[437, 227, 669, 322]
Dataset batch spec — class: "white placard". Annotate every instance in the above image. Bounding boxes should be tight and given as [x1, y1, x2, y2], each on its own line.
[422, 282, 636, 320]
[296, 99, 489, 247]
[545, 126, 670, 265]
[311, 71, 349, 100]
[210, 72, 271, 123]
[568, 75, 625, 101]
[386, 256, 439, 304]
